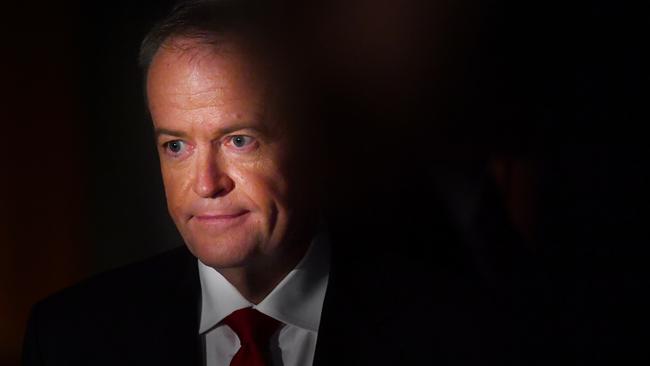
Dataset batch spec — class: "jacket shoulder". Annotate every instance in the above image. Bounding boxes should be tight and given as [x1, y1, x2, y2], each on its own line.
[23, 246, 200, 365]
[37, 245, 195, 313]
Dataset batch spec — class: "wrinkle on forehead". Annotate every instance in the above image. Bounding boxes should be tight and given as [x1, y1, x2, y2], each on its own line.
[148, 36, 265, 113]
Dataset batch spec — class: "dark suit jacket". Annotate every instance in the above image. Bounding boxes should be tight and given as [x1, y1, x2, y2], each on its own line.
[22, 203, 540, 365]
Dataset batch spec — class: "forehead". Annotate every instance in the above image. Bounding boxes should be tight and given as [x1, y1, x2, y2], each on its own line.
[146, 36, 267, 112]
[145, 35, 303, 143]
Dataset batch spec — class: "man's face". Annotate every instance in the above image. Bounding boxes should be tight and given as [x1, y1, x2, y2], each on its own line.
[146, 37, 299, 269]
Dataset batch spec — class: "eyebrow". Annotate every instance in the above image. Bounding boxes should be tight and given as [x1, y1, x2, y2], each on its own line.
[154, 123, 268, 140]
[154, 128, 189, 139]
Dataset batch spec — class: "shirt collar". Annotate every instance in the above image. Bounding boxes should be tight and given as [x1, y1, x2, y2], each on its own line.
[198, 232, 330, 334]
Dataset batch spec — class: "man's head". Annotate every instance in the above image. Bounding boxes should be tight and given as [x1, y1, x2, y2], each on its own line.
[140, 1, 318, 273]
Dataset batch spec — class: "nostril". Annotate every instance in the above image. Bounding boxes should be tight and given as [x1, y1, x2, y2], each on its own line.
[193, 173, 235, 198]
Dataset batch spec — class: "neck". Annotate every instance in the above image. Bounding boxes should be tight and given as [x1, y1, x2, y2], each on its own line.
[218, 238, 311, 304]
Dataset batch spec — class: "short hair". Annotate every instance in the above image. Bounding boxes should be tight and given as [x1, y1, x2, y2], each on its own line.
[139, 0, 278, 81]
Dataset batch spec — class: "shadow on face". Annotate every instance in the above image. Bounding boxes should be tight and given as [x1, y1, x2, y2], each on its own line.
[147, 36, 315, 271]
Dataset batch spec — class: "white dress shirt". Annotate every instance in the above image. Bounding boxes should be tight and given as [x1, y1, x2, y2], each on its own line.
[198, 233, 330, 366]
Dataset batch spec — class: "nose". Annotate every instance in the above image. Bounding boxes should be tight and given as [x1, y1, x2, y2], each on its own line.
[192, 149, 234, 198]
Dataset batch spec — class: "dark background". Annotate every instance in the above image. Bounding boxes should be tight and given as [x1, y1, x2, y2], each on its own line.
[2, 1, 180, 364]
[1, 1, 647, 365]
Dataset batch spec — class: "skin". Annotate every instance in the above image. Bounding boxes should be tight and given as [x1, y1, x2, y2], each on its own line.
[146, 36, 313, 303]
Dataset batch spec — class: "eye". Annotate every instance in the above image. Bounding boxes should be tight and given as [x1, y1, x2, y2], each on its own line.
[163, 140, 188, 156]
[227, 135, 256, 150]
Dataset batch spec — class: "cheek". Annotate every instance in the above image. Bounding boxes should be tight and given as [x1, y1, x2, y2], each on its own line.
[232, 160, 291, 213]
[160, 165, 193, 217]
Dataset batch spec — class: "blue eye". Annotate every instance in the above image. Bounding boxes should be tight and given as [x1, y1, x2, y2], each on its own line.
[230, 135, 254, 148]
[165, 140, 185, 154]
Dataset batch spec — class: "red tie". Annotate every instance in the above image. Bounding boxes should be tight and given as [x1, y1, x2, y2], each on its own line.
[223, 308, 283, 366]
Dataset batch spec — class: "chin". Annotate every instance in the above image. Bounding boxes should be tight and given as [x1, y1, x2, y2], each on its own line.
[184, 232, 264, 269]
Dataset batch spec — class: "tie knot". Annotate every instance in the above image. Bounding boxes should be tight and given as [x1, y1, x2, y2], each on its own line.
[223, 308, 283, 346]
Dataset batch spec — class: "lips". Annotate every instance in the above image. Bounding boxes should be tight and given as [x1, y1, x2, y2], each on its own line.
[190, 210, 250, 229]
[194, 210, 249, 220]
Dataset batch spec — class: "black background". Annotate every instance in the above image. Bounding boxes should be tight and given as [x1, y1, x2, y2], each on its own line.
[2, 1, 648, 365]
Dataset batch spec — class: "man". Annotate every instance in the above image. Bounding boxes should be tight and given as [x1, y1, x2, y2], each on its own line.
[22, 1, 536, 365]
[22, 1, 332, 365]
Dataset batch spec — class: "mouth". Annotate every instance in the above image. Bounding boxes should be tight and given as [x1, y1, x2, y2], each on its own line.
[190, 210, 251, 228]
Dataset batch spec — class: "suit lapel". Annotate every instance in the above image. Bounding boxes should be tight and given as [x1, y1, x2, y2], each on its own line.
[135, 247, 202, 366]
[312, 235, 388, 366]
[312, 242, 350, 366]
